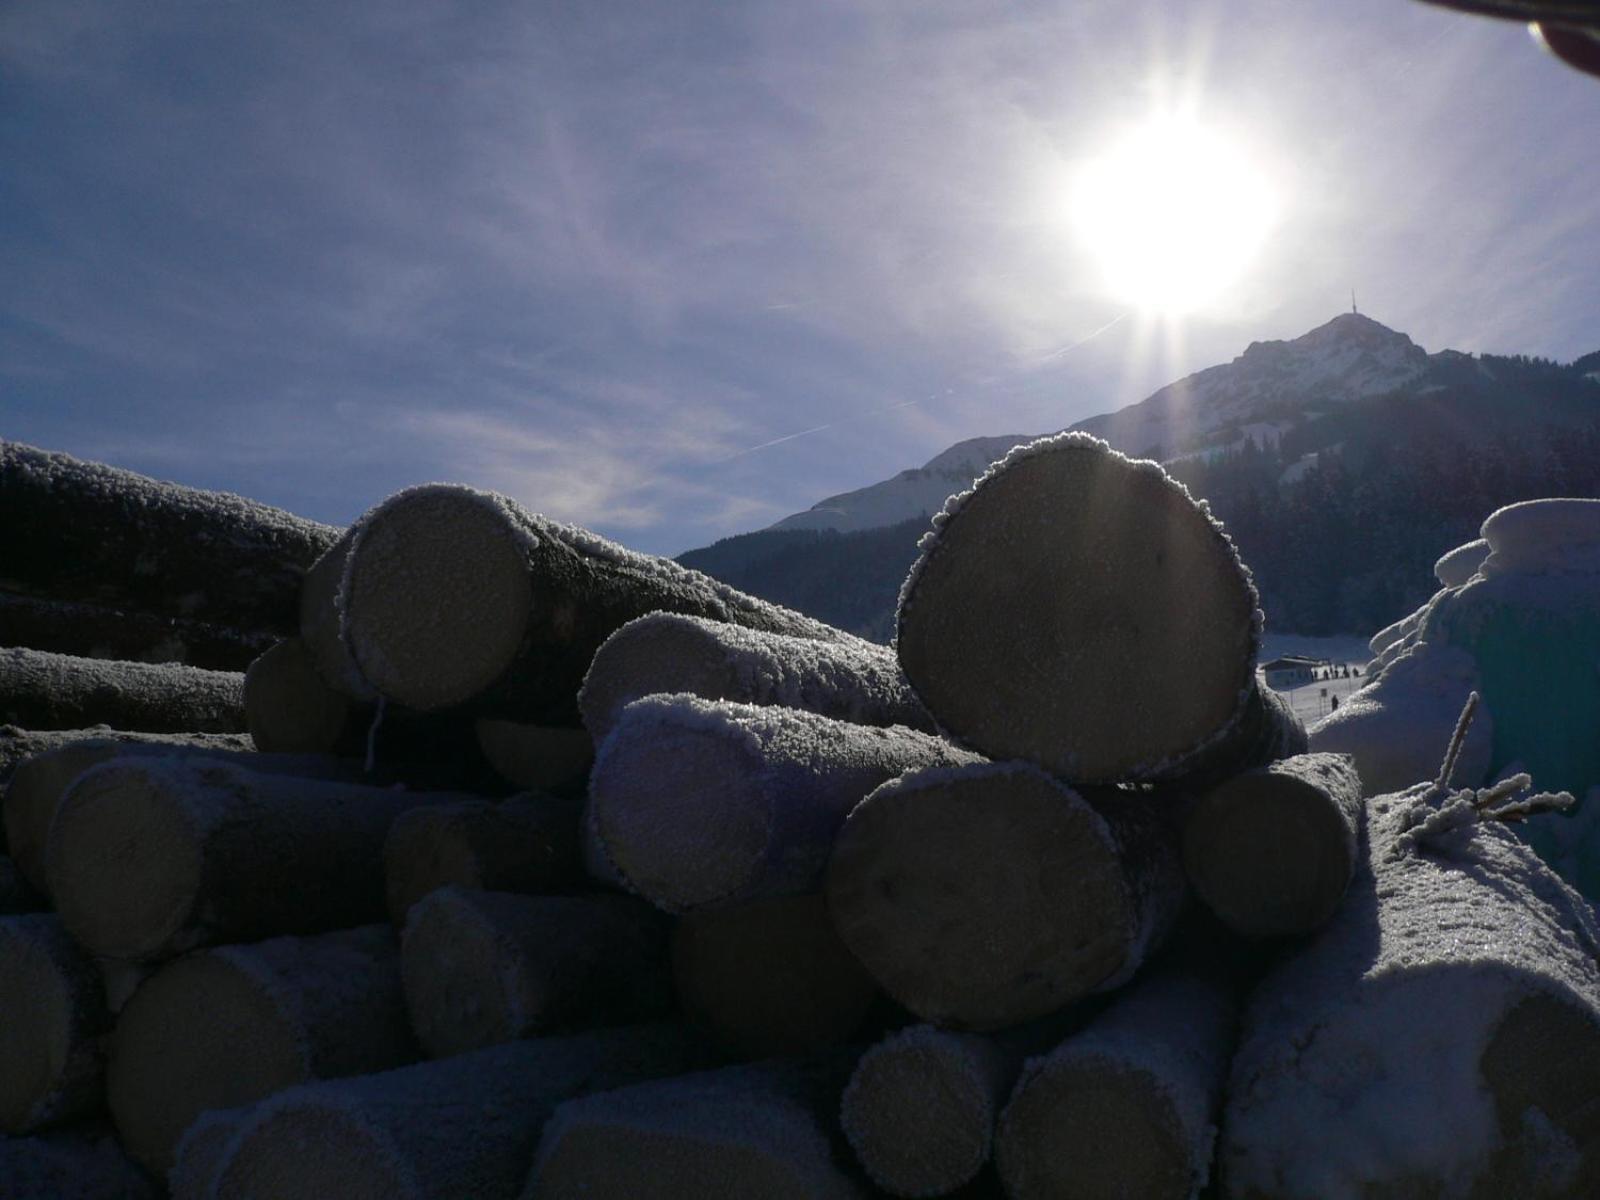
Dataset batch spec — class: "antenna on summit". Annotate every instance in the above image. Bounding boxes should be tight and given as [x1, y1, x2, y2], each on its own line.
[1351, 289, 1358, 315]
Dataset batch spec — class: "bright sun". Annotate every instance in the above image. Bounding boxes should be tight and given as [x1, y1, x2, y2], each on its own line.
[1070, 114, 1281, 316]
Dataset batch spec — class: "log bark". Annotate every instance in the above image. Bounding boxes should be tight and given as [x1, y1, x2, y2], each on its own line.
[528, 1057, 871, 1200]
[0, 1123, 159, 1200]
[672, 893, 879, 1058]
[578, 611, 932, 745]
[1221, 788, 1600, 1198]
[208, 1024, 709, 1200]
[1182, 752, 1363, 938]
[994, 940, 1243, 1200]
[476, 719, 595, 793]
[0, 646, 245, 733]
[383, 792, 585, 924]
[400, 887, 670, 1058]
[47, 757, 474, 960]
[825, 760, 1187, 1030]
[589, 693, 980, 913]
[333, 483, 852, 717]
[0, 915, 110, 1133]
[0, 439, 339, 631]
[106, 924, 414, 1175]
[5, 736, 366, 894]
[0, 590, 274, 671]
[895, 433, 1303, 784]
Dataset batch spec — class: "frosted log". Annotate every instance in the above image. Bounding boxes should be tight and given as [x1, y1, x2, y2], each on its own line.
[1436, 538, 1490, 587]
[589, 692, 980, 912]
[106, 924, 414, 1174]
[673, 892, 879, 1057]
[895, 432, 1303, 784]
[1182, 752, 1363, 938]
[384, 792, 584, 923]
[825, 760, 1187, 1030]
[210, 1024, 708, 1200]
[243, 636, 356, 754]
[1222, 788, 1600, 1197]
[476, 719, 595, 792]
[0, 440, 339, 631]
[6, 736, 364, 895]
[0, 1123, 158, 1200]
[48, 758, 471, 960]
[579, 611, 932, 745]
[169, 1106, 249, 1200]
[0, 647, 245, 733]
[0, 590, 273, 672]
[529, 1057, 870, 1200]
[401, 886, 670, 1058]
[995, 941, 1242, 1200]
[333, 483, 851, 717]
[0, 854, 42, 913]
[0, 725, 251, 794]
[0, 915, 110, 1133]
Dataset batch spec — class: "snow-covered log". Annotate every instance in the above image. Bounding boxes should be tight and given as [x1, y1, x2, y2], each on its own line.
[839, 1012, 1088, 1198]
[0, 591, 273, 672]
[589, 693, 979, 912]
[0, 915, 110, 1133]
[106, 924, 413, 1174]
[5, 736, 364, 894]
[384, 793, 585, 923]
[0, 647, 245, 733]
[1479, 496, 1600, 577]
[895, 433, 1302, 785]
[168, 1106, 248, 1200]
[476, 719, 595, 792]
[672, 893, 879, 1058]
[578, 612, 932, 745]
[242, 636, 357, 754]
[332, 484, 851, 718]
[0, 1123, 158, 1200]
[1435, 537, 1489, 587]
[1182, 752, 1363, 938]
[0, 440, 339, 632]
[401, 886, 670, 1058]
[0, 725, 251, 798]
[825, 760, 1187, 1030]
[994, 938, 1242, 1200]
[0, 854, 42, 913]
[208, 1024, 709, 1200]
[48, 758, 472, 960]
[1221, 787, 1600, 1197]
[528, 1057, 870, 1200]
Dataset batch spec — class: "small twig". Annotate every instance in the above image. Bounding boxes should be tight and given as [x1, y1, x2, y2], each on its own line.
[1432, 691, 1480, 795]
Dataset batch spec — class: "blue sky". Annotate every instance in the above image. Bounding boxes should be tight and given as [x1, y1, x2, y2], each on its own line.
[3, 1, 1597, 555]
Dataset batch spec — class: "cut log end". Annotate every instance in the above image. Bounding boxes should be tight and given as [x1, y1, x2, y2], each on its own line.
[108, 954, 307, 1174]
[0, 918, 103, 1132]
[896, 440, 1256, 781]
[343, 488, 534, 710]
[5, 742, 122, 894]
[243, 638, 352, 754]
[475, 719, 594, 792]
[826, 766, 1136, 1030]
[400, 888, 529, 1057]
[48, 763, 203, 961]
[579, 618, 737, 744]
[216, 1104, 411, 1200]
[996, 1060, 1190, 1200]
[1182, 772, 1355, 938]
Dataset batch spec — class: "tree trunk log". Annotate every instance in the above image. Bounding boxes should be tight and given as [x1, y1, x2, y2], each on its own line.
[528, 1057, 871, 1200]
[400, 887, 670, 1058]
[0, 590, 274, 671]
[579, 611, 932, 745]
[1182, 752, 1363, 938]
[169, 1106, 249, 1200]
[47, 758, 474, 960]
[475, 719, 595, 793]
[1221, 789, 1600, 1198]
[0, 440, 339, 632]
[0, 725, 251, 797]
[106, 924, 414, 1175]
[895, 433, 1302, 784]
[333, 484, 852, 717]
[0, 647, 245, 733]
[0, 915, 110, 1133]
[0, 1123, 158, 1200]
[383, 793, 585, 924]
[589, 693, 979, 913]
[825, 760, 1188, 1030]
[242, 637, 355, 754]
[672, 893, 879, 1058]
[995, 937, 1243, 1200]
[208, 1024, 709, 1200]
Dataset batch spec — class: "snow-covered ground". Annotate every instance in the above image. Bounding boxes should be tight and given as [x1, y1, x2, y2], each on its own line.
[1259, 632, 1372, 726]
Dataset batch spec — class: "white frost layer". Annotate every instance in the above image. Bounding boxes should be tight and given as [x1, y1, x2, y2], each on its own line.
[1435, 539, 1489, 587]
[1223, 790, 1600, 1199]
[1481, 498, 1600, 577]
[579, 612, 930, 744]
[0, 647, 245, 734]
[1309, 642, 1490, 795]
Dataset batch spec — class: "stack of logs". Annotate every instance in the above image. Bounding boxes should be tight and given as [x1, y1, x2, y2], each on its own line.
[3, 434, 1599, 1200]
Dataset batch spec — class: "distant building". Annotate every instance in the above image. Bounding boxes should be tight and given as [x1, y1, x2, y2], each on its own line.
[1261, 655, 1326, 689]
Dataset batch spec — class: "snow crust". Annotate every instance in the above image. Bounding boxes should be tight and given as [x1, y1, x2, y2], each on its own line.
[1434, 539, 1488, 588]
[1480, 498, 1600, 577]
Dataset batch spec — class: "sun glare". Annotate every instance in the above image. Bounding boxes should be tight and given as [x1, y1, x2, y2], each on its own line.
[1070, 114, 1281, 316]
